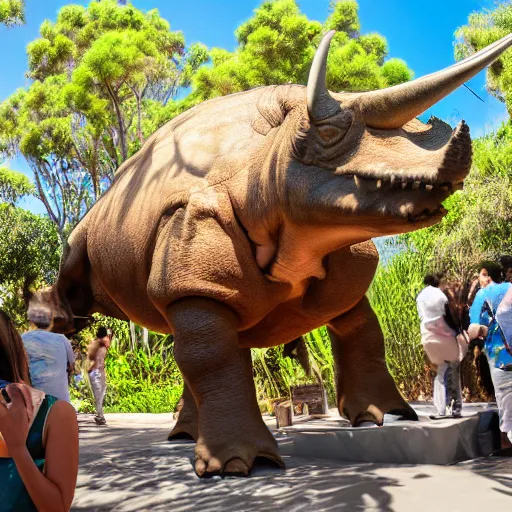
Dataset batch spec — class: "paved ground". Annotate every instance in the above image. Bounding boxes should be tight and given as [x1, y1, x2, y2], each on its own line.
[72, 406, 512, 512]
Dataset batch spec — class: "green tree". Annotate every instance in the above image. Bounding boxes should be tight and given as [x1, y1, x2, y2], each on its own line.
[0, 0, 24, 26]
[0, 167, 34, 205]
[191, 0, 413, 101]
[0, 204, 61, 326]
[0, 1, 206, 240]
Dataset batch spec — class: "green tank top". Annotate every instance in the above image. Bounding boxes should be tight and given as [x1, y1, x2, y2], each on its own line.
[0, 384, 57, 512]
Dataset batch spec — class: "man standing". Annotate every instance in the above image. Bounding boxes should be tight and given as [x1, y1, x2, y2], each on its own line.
[417, 273, 465, 417]
[469, 261, 512, 449]
[88, 327, 112, 425]
[22, 312, 75, 402]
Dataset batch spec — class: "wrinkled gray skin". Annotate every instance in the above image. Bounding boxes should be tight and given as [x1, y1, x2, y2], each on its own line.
[27, 32, 512, 477]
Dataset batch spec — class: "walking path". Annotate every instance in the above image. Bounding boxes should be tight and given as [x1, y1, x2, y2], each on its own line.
[72, 405, 512, 511]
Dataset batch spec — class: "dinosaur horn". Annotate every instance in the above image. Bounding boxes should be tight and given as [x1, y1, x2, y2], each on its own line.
[357, 32, 512, 129]
[307, 30, 341, 122]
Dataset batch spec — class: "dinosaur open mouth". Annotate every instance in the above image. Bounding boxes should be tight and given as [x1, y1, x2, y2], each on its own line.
[350, 174, 464, 193]
[341, 172, 462, 223]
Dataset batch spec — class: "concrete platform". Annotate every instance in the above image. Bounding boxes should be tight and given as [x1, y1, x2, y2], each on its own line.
[72, 404, 512, 511]
[278, 403, 496, 465]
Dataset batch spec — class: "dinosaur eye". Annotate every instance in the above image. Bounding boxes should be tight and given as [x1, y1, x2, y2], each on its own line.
[315, 112, 352, 146]
[317, 125, 343, 142]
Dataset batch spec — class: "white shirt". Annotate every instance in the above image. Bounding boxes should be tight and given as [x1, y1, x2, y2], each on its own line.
[22, 330, 75, 402]
[416, 285, 448, 322]
[416, 286, 462, 364]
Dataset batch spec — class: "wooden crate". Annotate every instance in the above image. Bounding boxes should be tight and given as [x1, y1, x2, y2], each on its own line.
[275, 400, 293, 428]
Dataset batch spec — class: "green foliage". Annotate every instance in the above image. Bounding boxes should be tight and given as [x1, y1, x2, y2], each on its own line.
[191, 0, 413, 101]
[71, 313, 181, 414]
[252, 327, 335, 409]
[102, 345, 182, 413]
[0, 204, 60, 326]
[0, 0, 204, 239]
[368, 242, 433, 399]
[72, 343, 183, 414]
[0, 167, 34, 205]
[0, 0, 24, 26]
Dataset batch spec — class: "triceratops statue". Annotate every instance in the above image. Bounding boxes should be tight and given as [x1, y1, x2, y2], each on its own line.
[27, 31, 512, 476]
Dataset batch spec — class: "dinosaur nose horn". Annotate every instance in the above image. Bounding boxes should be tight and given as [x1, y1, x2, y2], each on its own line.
[357, 32, 512, 130]
[307, 30, 341, 122]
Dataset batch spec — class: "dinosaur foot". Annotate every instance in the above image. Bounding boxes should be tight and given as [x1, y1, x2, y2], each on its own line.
[349, 402, 418, 427]
[168, 416, 198, 442]
[194, 432, 284, 478]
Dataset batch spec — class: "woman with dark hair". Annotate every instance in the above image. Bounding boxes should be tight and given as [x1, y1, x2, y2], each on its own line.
[0, 310, 78, 511]
[417, 273, 468, 417]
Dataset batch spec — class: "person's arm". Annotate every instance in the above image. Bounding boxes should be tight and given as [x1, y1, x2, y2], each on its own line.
[0, 385, 79, 512]
[63, 337, 75, 375]
[468, 289, 488, 340]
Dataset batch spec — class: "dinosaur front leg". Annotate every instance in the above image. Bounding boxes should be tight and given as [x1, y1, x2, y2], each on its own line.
[327, 297, 417, 426]
[168, 382, 198, 441]
[168, 297, 283, 477]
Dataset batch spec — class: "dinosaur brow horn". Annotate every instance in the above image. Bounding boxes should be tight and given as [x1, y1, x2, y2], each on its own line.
[307, 30, 341, 122]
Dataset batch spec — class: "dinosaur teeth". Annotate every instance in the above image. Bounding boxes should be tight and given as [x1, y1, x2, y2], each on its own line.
[354, 176, 378, 192]
[353, 174, 457, 194]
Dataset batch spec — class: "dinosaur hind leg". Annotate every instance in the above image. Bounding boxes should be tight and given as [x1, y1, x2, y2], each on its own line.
[328, 297, 417, 426]
[168, 382, 198, 441]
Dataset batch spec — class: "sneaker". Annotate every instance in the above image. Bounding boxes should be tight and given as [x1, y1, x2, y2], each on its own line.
[94, 415, 107, 426]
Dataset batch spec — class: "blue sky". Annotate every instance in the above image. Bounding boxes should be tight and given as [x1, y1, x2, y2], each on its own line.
[0, 0, 505, 214]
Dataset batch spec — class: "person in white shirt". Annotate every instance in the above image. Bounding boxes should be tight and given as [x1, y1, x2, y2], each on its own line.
[416, 273, 467, 417]
[21, 312, 75, 403]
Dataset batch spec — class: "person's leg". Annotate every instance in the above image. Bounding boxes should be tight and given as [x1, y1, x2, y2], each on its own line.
[434, 362, 448, 416]
[89, 370, 105, 423]
[445, 362, 463, 417]
[98, 369, 107, 418]
[487, 360, 512, 445]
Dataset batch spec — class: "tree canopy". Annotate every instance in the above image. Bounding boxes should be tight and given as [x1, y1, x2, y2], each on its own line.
[0, 0, 24, 26]
[0, 0, 206, 241]
[0, 167, 34, 205]
[191, 0, 413, 101]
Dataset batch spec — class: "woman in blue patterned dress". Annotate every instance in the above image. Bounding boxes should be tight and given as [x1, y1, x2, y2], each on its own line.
[0, 310, 78, 511]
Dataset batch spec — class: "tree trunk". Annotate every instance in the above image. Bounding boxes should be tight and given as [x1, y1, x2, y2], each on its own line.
[105, 82, 128, 162]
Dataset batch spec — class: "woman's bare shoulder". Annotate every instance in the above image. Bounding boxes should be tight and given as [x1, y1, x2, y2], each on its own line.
[43, 400, 78, 448]
[48, 400, 77, 423]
